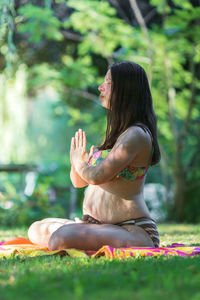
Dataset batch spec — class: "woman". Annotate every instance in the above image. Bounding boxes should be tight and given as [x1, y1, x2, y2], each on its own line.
[28, 61, 161, 251]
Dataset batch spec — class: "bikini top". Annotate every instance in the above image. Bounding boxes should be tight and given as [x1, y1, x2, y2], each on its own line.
[88, 131, 154, 181]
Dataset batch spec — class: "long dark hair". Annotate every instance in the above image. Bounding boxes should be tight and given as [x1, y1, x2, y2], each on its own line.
[97, 61, 161, 165]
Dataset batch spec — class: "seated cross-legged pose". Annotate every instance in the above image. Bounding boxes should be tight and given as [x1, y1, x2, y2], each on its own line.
[28, 61, 161, 251]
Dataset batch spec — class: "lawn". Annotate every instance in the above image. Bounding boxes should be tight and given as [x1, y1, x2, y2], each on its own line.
[0, 224, 200, 300]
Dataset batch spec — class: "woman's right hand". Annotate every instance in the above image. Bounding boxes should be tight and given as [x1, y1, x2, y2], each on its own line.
[70, 130, 95, 165]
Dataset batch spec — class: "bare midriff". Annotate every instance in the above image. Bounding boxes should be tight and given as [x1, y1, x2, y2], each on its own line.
[83, 178, 151, 224]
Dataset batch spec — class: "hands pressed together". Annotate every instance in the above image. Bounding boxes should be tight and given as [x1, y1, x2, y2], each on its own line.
[70, 129, 94, 172]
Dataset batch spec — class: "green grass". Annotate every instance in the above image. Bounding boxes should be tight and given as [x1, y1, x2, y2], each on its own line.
[0, 224, 200, 300]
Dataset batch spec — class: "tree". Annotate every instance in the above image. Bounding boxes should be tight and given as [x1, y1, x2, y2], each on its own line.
[0, 0, 199, 221]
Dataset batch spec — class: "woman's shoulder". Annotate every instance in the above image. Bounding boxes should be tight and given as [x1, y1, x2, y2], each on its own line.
[117, 125, 149, 145]
[111, 125, 152, 160]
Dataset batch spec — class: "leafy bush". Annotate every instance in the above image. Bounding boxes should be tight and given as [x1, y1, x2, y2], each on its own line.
[0, 181, 66, 227]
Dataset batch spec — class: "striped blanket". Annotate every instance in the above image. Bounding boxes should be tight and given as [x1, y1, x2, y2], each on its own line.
[0, 238, 200, 259]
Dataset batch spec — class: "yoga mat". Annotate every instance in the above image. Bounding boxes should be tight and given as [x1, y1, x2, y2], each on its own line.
[0, 238, 200, 259]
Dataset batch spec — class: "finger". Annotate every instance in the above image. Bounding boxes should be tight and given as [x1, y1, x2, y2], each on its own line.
[75, 131, 79, 147]
[83, 131, 87, 151]
[89, 145, 95, 156]
[70, 137, 75, 151]
[79, 128, 83, 147]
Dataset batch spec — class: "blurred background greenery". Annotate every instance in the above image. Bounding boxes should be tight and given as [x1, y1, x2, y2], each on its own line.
[0, 0, 199, 226]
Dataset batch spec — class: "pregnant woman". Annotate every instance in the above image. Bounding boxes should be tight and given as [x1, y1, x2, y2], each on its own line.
[28, 61, 161, 251]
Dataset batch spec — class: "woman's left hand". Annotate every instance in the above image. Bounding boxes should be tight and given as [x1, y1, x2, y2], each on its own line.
[70, 129, 90, 170]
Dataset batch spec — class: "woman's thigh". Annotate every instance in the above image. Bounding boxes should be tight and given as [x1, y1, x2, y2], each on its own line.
[48, 223, 155, 251]
[120, 224, 154, 247]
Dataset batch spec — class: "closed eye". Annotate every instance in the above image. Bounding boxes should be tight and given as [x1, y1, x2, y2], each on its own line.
[105, 80, 112, 84]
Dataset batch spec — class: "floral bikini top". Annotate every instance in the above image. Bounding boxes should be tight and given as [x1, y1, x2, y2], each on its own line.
[88, 133, 154, 181]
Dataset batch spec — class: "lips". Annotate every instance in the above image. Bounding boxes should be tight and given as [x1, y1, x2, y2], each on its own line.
[100, 94, 104, 98]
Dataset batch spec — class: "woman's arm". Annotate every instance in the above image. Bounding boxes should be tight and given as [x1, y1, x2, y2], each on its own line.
[70, 165, 88, 188]
[70, 131, 95, 188]
[71, 127, 146, 185]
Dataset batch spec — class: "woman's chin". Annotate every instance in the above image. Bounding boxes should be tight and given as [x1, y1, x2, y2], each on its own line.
[101, 104, 109, 109]
[101, 101, 109, 109]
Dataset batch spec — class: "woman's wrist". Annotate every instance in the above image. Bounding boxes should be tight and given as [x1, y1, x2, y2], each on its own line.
[75, 160, 98, 184]
[74, 160, 88, 178]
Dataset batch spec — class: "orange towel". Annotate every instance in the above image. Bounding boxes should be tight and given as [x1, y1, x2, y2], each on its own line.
[3, 237, 35, 245]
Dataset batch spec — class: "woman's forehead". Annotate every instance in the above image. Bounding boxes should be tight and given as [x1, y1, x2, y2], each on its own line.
[105, 69, 111, 80]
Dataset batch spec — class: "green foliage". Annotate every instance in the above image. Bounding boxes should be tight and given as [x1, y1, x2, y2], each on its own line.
[0, 180, 66, 227]
[0, 0, 200, 222]
[27, 63, 62, 91]
[172, 0, 193, 9]
[150, 0, 193, 13]
[60, 55, 98, 88]
[184, 186, 200, 223]
[0, 169, 69, 227]
[0, 0, 16, 72]
[18, 4, 63, 42]
[150, 0, 172, 14]
[65, 0, 138, 58]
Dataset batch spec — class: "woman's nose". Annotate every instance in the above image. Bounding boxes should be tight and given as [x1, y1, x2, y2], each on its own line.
[98, 84, 105, 92]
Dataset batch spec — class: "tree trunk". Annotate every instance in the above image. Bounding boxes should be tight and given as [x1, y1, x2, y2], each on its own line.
[173, 172, 187, 222]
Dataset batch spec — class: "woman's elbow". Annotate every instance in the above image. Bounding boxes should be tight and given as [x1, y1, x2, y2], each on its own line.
[70, 179, 88, 188]
[70, 171, 88, 188]
[71, 181, 79, 188]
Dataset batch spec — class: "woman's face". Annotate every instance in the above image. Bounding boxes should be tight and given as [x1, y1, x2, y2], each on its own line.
[98, 69, 112, 109]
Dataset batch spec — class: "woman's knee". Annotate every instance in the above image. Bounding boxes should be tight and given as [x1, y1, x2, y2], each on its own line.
[48, 225, 72, 251]
[28, 221, 42, 243]
[48, 230, 62, 251]
[48, 224, 88, 251]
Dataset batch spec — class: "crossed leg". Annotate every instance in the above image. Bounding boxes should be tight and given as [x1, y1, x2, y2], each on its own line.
[28, 218, 154, 250]
[48, 223, 154, 251]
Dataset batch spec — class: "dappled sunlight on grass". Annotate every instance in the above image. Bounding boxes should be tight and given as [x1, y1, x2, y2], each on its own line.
[158, 224, 200, 247]
[0, 227, 28, 241]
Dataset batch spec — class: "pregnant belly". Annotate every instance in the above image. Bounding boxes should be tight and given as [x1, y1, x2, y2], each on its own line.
[83, 185, 150, 224]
